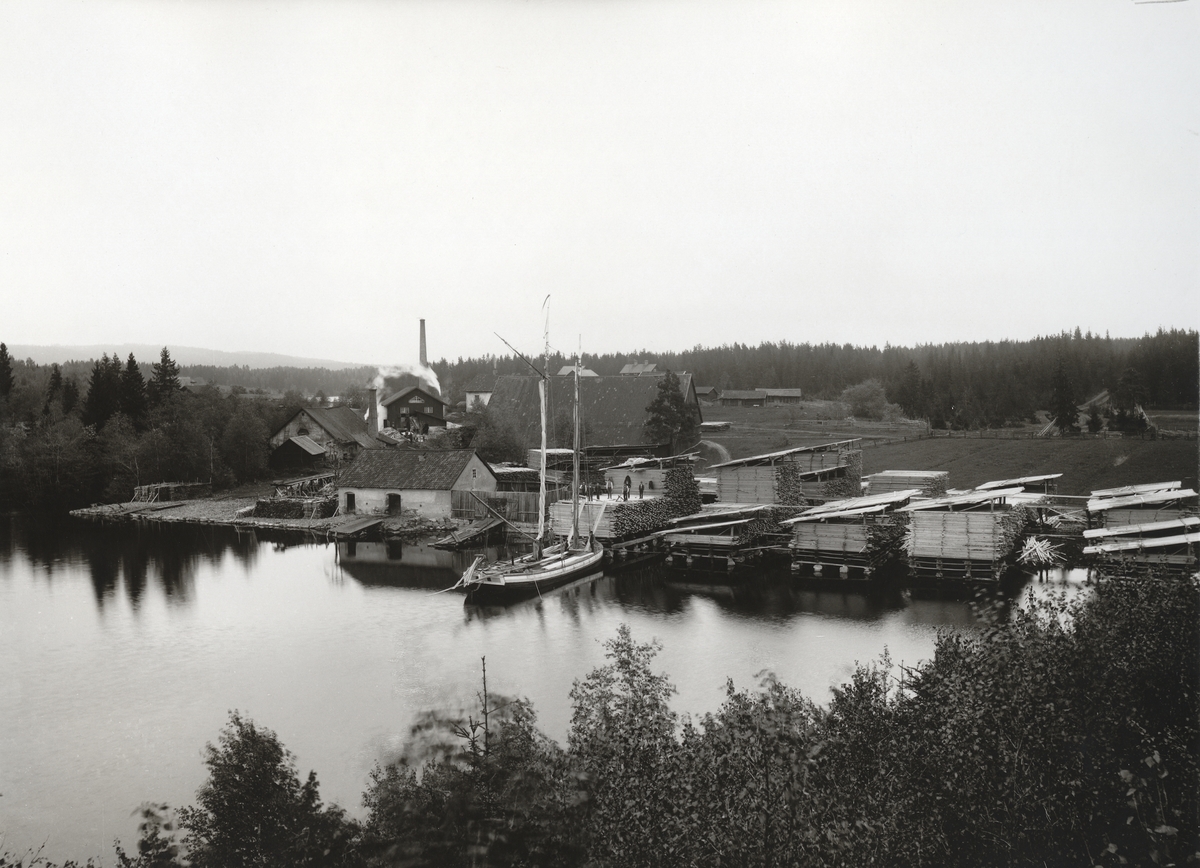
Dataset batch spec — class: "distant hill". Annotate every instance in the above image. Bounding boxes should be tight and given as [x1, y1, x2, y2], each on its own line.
[7, 344, 366, 370]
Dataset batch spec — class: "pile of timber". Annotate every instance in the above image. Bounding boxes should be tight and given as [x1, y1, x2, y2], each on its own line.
[713, 440, 863, 506]
[867, 471, 948, 497]
[783, 489, 915, 577]
[1087, 483, 1198, 529]
[900, 487, 1032, 580]
[253, 496, 338, 520]
[1082, 516, 1200, 573]
[663, 504, 793, 566]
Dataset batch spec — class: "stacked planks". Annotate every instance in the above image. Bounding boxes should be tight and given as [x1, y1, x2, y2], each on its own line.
[868, 471, 949, 497]
[907, 508, 1028, 563]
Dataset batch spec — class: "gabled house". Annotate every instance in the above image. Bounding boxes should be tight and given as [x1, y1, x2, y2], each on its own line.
[337, 448, 497, 519]
[382, 385, 446, 432]
[464, 373, 496, 409]
[269, 406, 382, 470]
[486, 372, 703, 455]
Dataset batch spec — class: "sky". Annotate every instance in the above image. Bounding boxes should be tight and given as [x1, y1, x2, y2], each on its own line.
[1, 0, 1196, 369]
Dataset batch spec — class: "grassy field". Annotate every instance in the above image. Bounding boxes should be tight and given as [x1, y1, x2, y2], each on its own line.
[699, 402, 1197, 496]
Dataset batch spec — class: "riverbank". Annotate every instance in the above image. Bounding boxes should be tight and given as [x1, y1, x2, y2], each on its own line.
[69, 496, 458, 540]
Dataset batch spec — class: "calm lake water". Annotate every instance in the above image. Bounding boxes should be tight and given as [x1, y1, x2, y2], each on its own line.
[0, 514, 1051, 862]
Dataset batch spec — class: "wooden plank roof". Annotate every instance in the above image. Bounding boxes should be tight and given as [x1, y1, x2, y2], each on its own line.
[1087, 488, 1199, 513]
[1090, 481, 1181, 498]
[288, 435, 326, 456]
[1084, 531, 1200, 555]
[899, 487, 1026, 511]
[976, 474, 1062, 490]
[782, 489, 921, 524]
[338, 449, 489, 490]
[709, 439, 862, 470]
[1084, 516, 1200, 539]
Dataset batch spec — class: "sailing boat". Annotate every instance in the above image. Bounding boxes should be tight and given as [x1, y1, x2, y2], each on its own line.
[458, 326, 604, 603]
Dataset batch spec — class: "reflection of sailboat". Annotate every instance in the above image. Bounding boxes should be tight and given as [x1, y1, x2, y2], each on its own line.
[459, 317, 604, 603]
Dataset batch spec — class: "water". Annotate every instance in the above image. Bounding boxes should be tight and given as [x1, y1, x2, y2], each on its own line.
[0, 514, 1040, 862]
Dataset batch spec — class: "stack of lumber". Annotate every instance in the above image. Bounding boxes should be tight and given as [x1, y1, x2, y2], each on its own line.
[906, 507, 1029, 562]
[1083, 516, 1200, 570]
[868, 471, 948, 497]
[716, 466, 776, 503]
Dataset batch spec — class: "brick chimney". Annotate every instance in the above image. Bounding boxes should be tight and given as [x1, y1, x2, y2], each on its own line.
[419, 319, 427, 368]
[367, 388, 379, 437]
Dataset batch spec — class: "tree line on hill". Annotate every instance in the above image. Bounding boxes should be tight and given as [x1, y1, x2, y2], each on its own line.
[442, 328, 1196, 429]
[9, 572, 1195, 868]
[0, 345, 317, 511]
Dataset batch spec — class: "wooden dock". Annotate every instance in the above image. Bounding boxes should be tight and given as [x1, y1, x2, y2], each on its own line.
[329, 517, 384, 539]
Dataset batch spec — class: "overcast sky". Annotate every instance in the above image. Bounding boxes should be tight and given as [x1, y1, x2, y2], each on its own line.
[1, 0, 1196, 368]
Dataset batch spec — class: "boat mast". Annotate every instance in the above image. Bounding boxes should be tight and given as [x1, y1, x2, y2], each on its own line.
[572, 342, 581, 544]
[536, 301, 550, 545]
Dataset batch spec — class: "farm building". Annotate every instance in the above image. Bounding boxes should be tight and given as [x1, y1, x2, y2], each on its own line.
[782, 489, 918, 579]
[487, 372, 702, 454]
[709, 440, 863, 505]
[900, 487, 1032, 581]
[694, 386, 718, 401]
[1087, 482, 1198, 529]
[719, 390, 765, 407]
[382, 385, 446, 432]
[619, 362, 658, 375]
[337, 449, 496, 520]
[269, 404, 383, 470]
[756, 388, 804, 404]
[866, 470, 949, 497]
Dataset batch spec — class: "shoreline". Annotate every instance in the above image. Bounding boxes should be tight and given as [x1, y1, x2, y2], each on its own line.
[68, 497, 460, 540]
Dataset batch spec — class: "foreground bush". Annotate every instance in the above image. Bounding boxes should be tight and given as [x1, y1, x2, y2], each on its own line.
[104, 573, 1199, 867]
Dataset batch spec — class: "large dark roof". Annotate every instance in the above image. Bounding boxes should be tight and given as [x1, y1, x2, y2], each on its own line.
[338, 449, 489, 490]
[278, 407, 379, 449]
[487, 372, 700, 448]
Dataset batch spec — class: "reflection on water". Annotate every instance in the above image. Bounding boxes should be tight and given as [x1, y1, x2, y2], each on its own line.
[0, 514, 1034, 864]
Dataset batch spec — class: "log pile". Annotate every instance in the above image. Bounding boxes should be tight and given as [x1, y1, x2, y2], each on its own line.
[868, 471, 948, 497]
[253, 496, 338, 520]
[775, 463, 807, 506]
[820, 451, 863, 501]
[664, 466, 702, 515]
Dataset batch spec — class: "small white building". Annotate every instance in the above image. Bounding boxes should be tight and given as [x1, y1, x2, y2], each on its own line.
[337, 449, 497, 519]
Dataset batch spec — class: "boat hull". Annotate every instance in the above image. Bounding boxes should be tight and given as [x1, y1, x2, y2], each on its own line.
[463, 545, 605, 603]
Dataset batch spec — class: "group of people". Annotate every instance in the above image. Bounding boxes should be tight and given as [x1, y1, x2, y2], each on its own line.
[579, 475, 646, 501]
